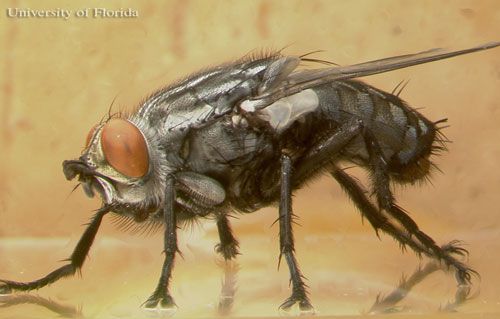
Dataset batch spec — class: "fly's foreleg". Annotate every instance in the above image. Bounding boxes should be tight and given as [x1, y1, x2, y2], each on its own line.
[0, 206, 109, 294]
[277, 153, 313, 313]
[143, 176, 178, 310]
[363, 131, 476, 286]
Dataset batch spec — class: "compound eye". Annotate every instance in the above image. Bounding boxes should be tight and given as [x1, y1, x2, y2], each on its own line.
[101, 119, 149, 178]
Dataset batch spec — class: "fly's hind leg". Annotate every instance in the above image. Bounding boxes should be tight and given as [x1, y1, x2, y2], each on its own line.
[362, 131, 476, 288]
[332, 167, 474, 312]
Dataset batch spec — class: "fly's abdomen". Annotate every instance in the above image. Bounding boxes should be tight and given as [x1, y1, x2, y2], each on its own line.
[314, 79, 442, 183]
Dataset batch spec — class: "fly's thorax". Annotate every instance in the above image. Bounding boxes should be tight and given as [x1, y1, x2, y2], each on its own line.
[78, 115, 171, 210]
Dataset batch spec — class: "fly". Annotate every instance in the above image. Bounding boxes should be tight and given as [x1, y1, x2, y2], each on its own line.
[1, 42, 499, 313]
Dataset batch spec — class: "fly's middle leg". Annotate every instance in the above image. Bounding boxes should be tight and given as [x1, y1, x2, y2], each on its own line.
[275, 119, 363, 312]
[277, 153, 314, 313]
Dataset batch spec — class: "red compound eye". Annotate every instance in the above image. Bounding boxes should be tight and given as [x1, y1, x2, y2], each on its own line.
[101, 119, 149, 178]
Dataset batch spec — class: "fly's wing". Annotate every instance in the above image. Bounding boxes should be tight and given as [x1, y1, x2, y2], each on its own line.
[252, 42, 500, 108]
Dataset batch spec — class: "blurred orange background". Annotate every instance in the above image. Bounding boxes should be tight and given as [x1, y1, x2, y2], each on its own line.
[0, 0, 499, 318]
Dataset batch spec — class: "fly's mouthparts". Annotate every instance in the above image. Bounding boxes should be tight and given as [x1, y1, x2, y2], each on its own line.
[62, 159, 92, 181]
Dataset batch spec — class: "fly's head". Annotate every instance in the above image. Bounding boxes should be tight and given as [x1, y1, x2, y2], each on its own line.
[63, 116, 170, 215]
